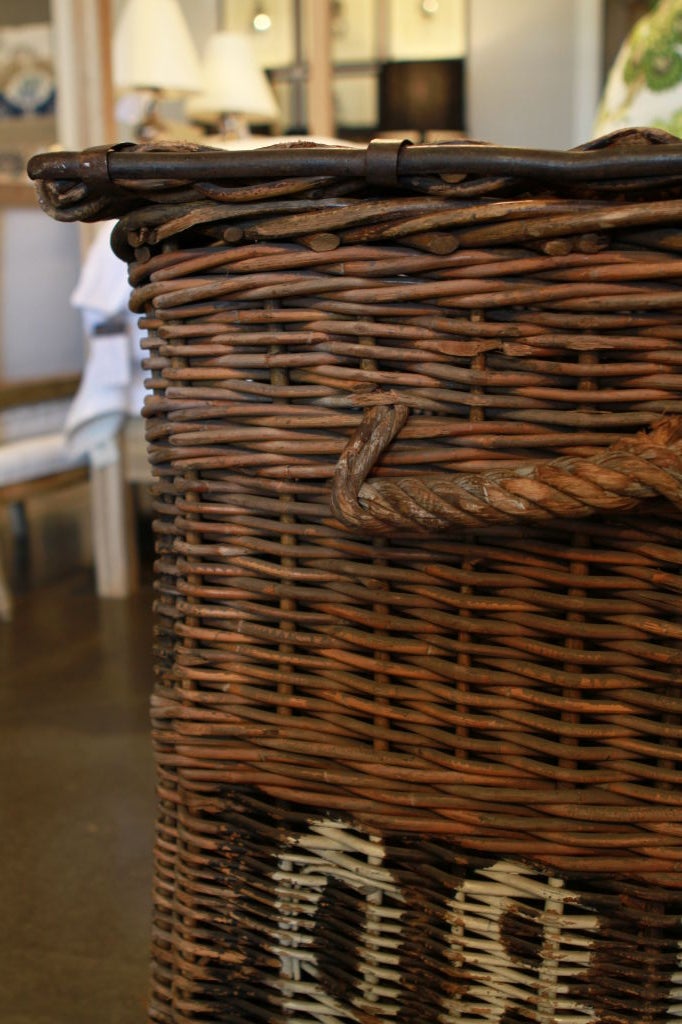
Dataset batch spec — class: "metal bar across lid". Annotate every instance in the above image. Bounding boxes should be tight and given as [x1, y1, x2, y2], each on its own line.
[26, 140, 682, 187]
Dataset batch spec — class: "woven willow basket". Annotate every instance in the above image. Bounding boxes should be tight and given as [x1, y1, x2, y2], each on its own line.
[30, 128, 682, 1023]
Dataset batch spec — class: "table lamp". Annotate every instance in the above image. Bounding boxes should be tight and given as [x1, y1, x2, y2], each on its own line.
[113, 0, 201, 140]
[185, 32, 279, 140]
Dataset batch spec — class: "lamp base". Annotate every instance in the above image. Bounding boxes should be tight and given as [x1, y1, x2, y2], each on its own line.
[120, 88, 202, 143]
[122, 88, 168, 141]
[216, 112, 251, 140]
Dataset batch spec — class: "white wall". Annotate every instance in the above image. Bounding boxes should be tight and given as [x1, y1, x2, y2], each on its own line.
[0, 0, 84, 380]
[467, 0, 603, 150]
[0, 209, 83, 378]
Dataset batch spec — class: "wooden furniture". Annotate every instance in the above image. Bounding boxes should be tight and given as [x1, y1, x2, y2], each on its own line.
[88, 425, 141, 600]
[0, 372, 87, 619]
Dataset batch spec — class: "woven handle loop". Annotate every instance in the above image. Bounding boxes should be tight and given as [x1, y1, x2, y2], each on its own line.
[331, 405, 682, 534]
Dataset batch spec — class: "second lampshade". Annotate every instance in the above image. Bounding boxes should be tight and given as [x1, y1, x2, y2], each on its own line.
[186, 32, 279, 138]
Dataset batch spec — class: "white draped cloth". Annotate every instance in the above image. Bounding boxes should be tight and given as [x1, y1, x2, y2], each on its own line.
[66, 222, 146, 466]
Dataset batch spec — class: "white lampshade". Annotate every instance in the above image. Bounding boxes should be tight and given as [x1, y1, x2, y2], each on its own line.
[113, 0, 201, 95]
[186, 32, 279, 125]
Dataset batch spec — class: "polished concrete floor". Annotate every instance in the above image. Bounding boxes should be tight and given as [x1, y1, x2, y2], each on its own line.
[0, 498, 157, 1023]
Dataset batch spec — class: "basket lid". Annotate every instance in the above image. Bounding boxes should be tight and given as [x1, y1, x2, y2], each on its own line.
[26, 126, 682, 224]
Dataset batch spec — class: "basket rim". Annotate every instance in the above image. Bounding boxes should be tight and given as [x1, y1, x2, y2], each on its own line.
[26, 130, 682, 190]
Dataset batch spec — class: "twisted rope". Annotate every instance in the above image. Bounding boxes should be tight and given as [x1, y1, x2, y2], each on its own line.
[331, 406, 682, 534]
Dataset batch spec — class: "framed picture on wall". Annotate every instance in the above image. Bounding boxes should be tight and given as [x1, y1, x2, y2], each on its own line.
[0, 21, 56, 183]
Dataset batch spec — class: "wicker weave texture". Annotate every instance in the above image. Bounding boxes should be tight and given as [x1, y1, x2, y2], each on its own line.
[148, 787, 682, 1023]
[113, 137, 682, 884]
[29, 130, 682, 1021]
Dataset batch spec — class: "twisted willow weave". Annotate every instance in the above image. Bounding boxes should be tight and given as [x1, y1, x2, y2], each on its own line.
[30, 128, 682, 1022]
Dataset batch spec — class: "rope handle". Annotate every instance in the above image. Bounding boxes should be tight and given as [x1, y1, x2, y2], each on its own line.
[330, 405, 682, 534]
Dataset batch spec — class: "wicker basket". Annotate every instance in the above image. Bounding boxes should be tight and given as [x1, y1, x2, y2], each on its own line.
[30, 128, 682, 1023]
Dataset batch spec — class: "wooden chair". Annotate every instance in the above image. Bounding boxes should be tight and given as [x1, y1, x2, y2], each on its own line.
[0, 373, 88, 620]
